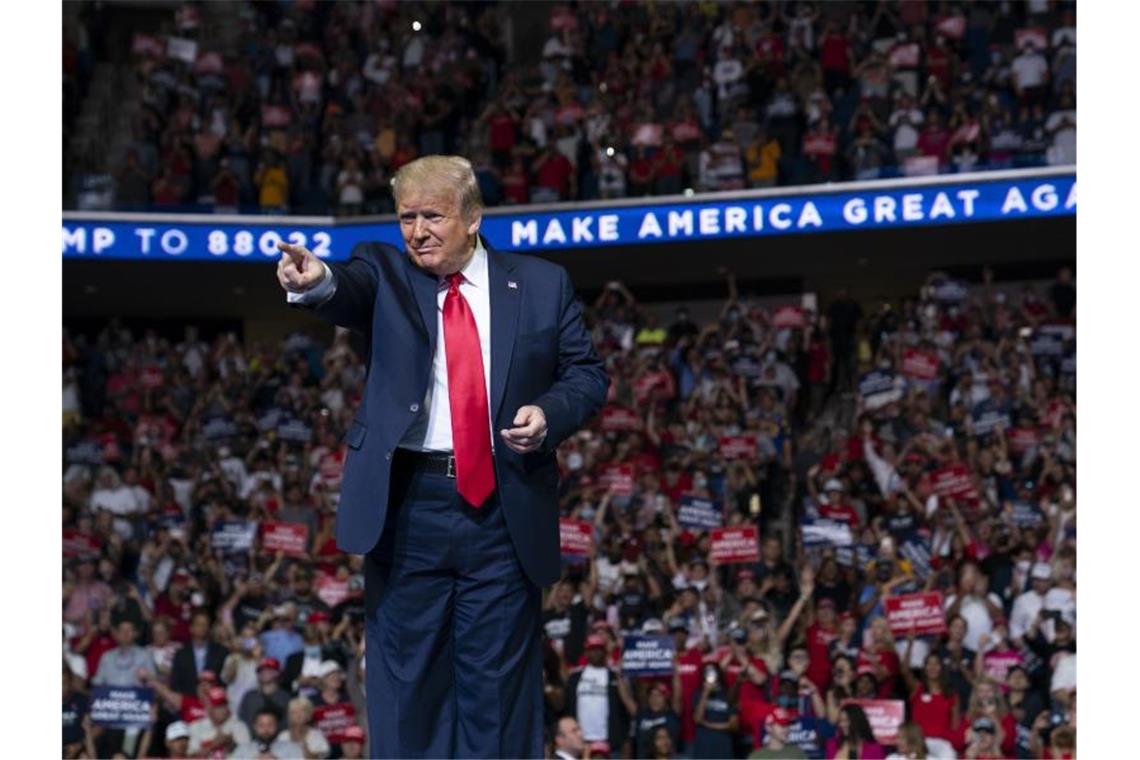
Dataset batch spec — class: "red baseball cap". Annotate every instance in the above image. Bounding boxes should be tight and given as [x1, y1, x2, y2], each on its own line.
[206, 686, 228, 707]
[766, 707, 795, 726]
[342, 725, 365, 742]
[650, 681, 672, 699]
[257, 657, 280, 672]
[585, 633, 608, 650]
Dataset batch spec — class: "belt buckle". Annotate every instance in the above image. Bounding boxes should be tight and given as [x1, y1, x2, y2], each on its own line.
[445, 455, 456, 479]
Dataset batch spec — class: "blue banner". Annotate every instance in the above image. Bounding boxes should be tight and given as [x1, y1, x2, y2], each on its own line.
[89, 687, 154, 729]
[63, 170, 1074, 262]
[621, 635, 676, 677]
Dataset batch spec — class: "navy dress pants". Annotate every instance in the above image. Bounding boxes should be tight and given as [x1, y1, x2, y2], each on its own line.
[363, 456, 544, 758]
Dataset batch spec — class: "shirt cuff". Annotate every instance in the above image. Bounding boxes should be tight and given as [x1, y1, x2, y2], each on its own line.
[285, 261, 336, 306]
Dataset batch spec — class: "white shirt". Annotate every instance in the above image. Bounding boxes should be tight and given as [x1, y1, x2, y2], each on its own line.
[1009, 588, 1044, 642]
[289, 240, 494, 453]
[576, 665, 610, 741]
[943, 592, 1002, 651]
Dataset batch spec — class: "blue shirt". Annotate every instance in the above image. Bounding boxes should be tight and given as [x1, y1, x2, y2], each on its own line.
[259, 629, 303, 664]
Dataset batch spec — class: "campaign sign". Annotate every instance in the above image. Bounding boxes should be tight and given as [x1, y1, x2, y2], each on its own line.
[885, 592, 947, 636]
[710, 526, 760, 564]
[598, 464, 635, 496]
[559, 518, 594, 562]
[621, 635, 676, 677]
[315, 574, 351, 608]
[720, 435, 759, 460]
[261, 521, 309, 556]
[898, 539, 933, 581]
[1009, 501, 1044, 527]
[278, 418, 313, 443]
[600, 406, 642, 432]
[971, 401, 1011, 436]
[842, 699, 905, 745]
[202, 416, 238, 441]
[771, 305, 805, 328]
[983, 650, 1025, 683]
[834, 544, 872, 568]
[676, 495, 723, 530]
[312, 703, 358, 744]
[800, 518, 854, 548]
[900, 348, 940, 380]
[211, 520, 258, 554]
[1007, 426, 1040, 455]
[858, 371, 903, 411]
[63, 529, 102, 559]
[932, 465, 978, 501]
[90, 687, 155, 729]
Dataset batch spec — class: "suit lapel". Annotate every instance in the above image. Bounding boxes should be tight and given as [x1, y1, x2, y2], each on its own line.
[486, 239, 520, 424]
[404, 253, 439, 350]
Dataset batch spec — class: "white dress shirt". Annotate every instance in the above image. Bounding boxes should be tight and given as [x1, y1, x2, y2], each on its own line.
[287, 239, 494, 453]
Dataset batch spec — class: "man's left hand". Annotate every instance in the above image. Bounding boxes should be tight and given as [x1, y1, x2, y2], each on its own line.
[500, 406, 548, 454]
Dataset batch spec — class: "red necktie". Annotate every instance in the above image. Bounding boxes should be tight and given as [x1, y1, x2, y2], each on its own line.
[443, 272, 495, 507]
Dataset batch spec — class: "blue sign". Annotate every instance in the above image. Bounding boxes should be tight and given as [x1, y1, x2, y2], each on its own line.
[211, 520, 258, 553]
[621, 635, 676, 677]
[676, 495, 723, 530]
[62, 170, 1075, 261]
[89, 687, 154, 729]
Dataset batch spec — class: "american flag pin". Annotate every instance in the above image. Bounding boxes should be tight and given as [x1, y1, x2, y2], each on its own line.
[508, 280, 518, 289]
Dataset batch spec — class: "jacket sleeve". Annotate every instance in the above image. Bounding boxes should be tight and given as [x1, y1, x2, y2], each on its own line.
[290, 242, 380, 335]
[532, 267, 609, 452]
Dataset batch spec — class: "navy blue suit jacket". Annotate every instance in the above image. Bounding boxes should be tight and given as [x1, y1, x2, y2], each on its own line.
[300, 236, 608, 587]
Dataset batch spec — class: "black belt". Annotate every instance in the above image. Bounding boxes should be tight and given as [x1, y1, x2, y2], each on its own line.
[395, 448, 456, 478]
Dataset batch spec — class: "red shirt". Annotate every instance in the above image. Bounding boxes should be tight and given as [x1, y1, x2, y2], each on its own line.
[180, 694, 207, 724]
[820, 501, 860, 527]
[805, 622, 839, 690]
[488, 113, 517, 152]
[501, 168, 529, 204]
[534, 152, 574, 196]
[717, 649, 770, 736]
[910, 684, 955, 741]
[677, 647, 705, 743]
[154, 594, 194, 642]
[918, 126, 950, 164]
[858, 647, 900, 697]
[820, 33, 850, 73]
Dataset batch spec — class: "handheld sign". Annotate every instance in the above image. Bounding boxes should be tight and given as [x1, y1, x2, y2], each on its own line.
[261, 521, 309, 556]
[89, 687, 155, 729]
[841, 699, 905, 745]
[211, 521, 258, 554]
[621, 635, 676, 677]
[676, 495, 723, 530]
[884, 592, 947, 636]
[559, 518, 594, 563]
[312, 703, 358, 744]
[710, 526, 759, 564]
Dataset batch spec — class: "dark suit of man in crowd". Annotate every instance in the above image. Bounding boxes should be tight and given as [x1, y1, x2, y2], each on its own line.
[277, 155, 607, 757]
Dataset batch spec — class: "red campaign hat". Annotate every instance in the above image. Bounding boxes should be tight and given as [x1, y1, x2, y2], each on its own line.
[342, 725, 365, 742]
[197, 669, 218, 683]
[856, 663, 877, 679]
[308, 611, 331, 624]
[766, 707, 795, 726]
[206, 686, 229, 706]
[257, 657, 281, 672]
[585, 634, 608, 650]
[650, 681, 672, 699]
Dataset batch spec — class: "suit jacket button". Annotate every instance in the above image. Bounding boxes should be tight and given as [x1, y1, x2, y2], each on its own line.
[410, 403, 420, 413]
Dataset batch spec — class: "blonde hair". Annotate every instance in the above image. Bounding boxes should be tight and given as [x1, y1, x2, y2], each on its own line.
[288, 696, 314, 724]
[391, 155, 483, 220]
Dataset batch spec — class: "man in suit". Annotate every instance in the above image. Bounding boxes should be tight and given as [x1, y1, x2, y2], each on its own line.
[275, 155, 608, 757]
[170, 609, 228, 697]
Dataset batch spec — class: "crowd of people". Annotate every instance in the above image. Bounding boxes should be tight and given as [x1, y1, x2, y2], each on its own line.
[72, 0, 1077, 215]
[62, 260, 1076, 758]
